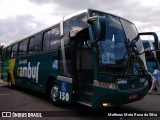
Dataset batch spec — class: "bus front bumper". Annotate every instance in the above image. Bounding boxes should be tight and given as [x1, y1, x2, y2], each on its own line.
[92, 85, 148, 108]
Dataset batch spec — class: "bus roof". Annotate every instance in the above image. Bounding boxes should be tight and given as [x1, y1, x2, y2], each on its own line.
[4, 9, 89, 48]
[4, 8, 133, 48]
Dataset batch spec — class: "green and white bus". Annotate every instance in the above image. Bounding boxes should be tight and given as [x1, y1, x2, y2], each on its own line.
[142, 36, 160, 88]
[1, 9, 158, 108]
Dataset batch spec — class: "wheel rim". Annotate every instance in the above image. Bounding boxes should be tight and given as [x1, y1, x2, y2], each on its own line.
[50, 84, 58, 102]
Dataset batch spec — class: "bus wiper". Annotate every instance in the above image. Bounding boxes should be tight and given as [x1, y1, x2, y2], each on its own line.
[130, 35, 139, 44]
[128, 35, 140, 55]
[123, 38, 139, 75]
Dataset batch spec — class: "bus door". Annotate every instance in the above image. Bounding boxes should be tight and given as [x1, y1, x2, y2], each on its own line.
[57, 33, 73, 103]
[74, 28, 94, 106]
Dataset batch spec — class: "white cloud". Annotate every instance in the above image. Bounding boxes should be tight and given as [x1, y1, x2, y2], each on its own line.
[0, 0, 160, 46]
[0, 0, 62, 45]
[139, 0, 160, 7]
[0, 0, 57, 19]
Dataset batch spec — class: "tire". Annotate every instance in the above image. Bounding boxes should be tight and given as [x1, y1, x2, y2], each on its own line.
[49, 82, 59, 105]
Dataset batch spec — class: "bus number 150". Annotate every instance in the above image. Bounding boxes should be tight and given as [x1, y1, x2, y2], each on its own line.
[59, 91, 69, 102]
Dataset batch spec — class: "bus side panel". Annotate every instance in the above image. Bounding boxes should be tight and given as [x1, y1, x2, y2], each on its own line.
[58, 80, 72, 103]
[13, 51, 58, 93]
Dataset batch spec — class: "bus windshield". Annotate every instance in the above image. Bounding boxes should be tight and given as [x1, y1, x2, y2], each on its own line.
[121, 19, 147, 72]
[90, 11, 146, 74]
[97, 15, 128, 74]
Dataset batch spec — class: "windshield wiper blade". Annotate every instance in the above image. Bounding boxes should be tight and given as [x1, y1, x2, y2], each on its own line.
[130, 35, 139, 44]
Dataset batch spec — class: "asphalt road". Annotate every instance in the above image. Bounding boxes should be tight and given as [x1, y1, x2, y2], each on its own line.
[0, 83, 160, 120]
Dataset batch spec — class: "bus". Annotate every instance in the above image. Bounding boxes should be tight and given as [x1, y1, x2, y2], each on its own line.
[142, 39, 159, 88]
[1, 9, 159, 108]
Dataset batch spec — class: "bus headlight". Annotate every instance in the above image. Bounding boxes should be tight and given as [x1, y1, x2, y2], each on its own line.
[94, 80, 117, 89]
[101, 82, 117, 89]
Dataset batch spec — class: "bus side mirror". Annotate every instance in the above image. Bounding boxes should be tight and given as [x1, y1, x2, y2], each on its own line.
[88, 16, 106, 42]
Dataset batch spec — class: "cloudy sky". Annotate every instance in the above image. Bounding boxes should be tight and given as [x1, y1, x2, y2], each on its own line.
[0, 0, 160, 46]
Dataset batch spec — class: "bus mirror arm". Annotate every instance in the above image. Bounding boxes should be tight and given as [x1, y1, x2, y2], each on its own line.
[139, 32, 159, 50]
[128, 32, 159, 56]
[128, 39, 146, 55]
[137, 49, 155, 55]
[135, 49, 160, 55]
[131, 33, 159, 55]
[127, 39, 139, 55]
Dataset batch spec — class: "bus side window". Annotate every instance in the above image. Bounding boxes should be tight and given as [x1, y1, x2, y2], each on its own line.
[18, 42, 23, 56]
[50, 24, 60, 50]
[34, 33, 42, 52]
[23, 39, 28, 54]
[11, 43, 18, 57]
[2, 48, 6, 60]
[63, 13, 87, 35]
[29, 37, 35, 54]
[5, 47, 11, 58]
[10, 46, 13, 58]
[43, 30, 51, 51]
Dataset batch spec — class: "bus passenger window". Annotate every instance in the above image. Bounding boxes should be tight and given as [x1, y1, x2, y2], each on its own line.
[18, 40, 28, 56]
[43, 30, 51, 51]
[29, 37, 35, 54]
[50, 25, 60, 50]
[63, 13, 87, 35]
[18, 42, 23, 55]
[23, 40, 28, 54]
[5, 47, 11, 58]
[11, 44, 18, 57]
[34, 34, 42, 52]
[2, 48, 6, 60]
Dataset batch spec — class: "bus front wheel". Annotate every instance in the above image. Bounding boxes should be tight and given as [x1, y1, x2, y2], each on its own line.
[50, 82, 59, 105]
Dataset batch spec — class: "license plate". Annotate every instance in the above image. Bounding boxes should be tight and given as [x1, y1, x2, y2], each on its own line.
[129, 94, 138, 100]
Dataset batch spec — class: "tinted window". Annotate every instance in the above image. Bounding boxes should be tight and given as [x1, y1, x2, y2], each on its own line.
[18, 42, 23, 55]
[29, 37, 35, 54]
[1, 48, 6, 60]
[63, 13, 87, 36]
[18, 39, 28, 55]
[43, 30, 51, 51]
[90, 11, 128, 74]
[121, 19, 146, 68]
[28, 34, 42, 54]
[50, 25, 60, 50]
[34, 34, 42, 52]
[23, 40, 28, 54]
[11, 44, 18, 57]
[5, 47, 11, 58]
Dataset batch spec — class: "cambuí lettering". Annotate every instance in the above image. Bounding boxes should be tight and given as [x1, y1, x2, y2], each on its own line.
[19, 62, 40, 83]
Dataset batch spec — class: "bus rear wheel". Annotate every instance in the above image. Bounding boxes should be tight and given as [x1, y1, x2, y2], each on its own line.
[50, 82, 59, 105]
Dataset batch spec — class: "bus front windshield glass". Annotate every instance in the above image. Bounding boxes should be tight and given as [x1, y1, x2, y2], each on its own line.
[120, 19, 147, 72]
[92, 12, 128, 74]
